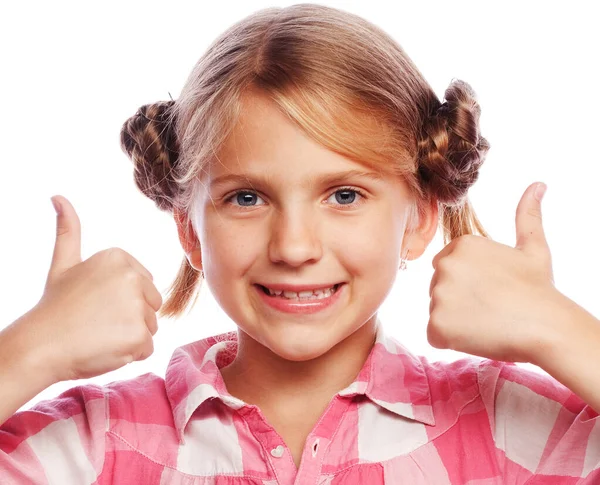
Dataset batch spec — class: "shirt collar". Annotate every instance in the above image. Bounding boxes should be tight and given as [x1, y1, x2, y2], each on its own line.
[165, 319, 435, 445]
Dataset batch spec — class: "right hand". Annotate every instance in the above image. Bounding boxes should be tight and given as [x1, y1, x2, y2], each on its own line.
[24, 195, 163, 383]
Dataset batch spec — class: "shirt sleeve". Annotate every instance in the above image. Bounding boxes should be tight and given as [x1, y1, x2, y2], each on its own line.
[478, 359, 600, 484]
[0, 383, 107, 484]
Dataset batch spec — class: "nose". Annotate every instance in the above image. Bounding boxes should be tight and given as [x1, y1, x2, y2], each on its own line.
[268, 205, 323, 267]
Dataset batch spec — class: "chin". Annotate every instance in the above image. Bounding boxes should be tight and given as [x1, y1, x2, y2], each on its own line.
[258, 324, 352, 362]
[268, 342, 331, 362]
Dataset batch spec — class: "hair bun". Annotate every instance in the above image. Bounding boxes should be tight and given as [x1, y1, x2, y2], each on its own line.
[417, 79, 490, 206]
[120, 100, 180, 212]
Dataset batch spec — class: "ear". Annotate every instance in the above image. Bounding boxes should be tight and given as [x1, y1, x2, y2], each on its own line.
[173, 208, 203, 271]
[401, 197, 439, 261]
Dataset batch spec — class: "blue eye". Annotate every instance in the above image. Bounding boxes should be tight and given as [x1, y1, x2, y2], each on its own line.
[230, 191, 265, 207]
[328, 188, 362, 206]
[224, 187, 366, 209]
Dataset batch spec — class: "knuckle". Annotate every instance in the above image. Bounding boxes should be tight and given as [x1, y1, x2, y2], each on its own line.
[139, 339, 154, 360]
[123, 268, 142, 285]
[147, 312, 158, 336]
[428, 307, 441, 326]
[55, 223, 69, 237]
[104, 247, 122, 257]
[455, 235, 474, 251]
[106, 247, 131, 263]
[527, 208, 542, 220]
[436, 257, 454, 273]
[99, 247, 125, 265]
[426, 324, 444, 349]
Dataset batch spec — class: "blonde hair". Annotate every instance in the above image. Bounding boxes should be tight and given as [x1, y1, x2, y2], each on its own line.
[120, 4, 490, 320]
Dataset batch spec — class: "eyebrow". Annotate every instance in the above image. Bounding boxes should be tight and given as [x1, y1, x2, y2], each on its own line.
[209, 169, 384, 190]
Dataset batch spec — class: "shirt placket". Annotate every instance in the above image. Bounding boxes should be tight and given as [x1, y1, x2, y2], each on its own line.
[237, 405, 297, 484]
[237, 396, 354, 485]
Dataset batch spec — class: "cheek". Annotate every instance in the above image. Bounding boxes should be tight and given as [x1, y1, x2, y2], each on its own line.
[200, 217, 264, 274]
[332, 212, 400, 273]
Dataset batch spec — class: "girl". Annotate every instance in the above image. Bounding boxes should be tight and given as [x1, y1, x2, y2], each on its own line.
[1, 3, 599, 484]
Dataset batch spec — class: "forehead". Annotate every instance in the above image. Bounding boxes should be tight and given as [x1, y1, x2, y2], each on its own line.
[215, 93, 303, 167]
[211, 92, 380, 178]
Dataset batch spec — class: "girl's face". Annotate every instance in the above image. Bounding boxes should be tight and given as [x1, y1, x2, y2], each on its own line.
[179, 92, 437, 361]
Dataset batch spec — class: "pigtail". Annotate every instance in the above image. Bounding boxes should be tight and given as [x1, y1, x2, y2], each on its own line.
[120, 101, 203, 320]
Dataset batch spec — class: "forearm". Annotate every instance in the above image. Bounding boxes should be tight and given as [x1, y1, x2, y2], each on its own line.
[531, 292, 600, 415]
[0, 310, 59, 426]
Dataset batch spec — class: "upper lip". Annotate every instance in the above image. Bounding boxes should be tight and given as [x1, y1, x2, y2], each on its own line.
[256, 282, 343, 292]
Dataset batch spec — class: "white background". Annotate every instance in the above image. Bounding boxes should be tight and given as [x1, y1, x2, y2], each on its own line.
[1, 1, 598, 412]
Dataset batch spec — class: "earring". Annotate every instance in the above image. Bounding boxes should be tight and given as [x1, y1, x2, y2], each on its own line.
[399, 249, 409, 271]
[199, 268, 204, 278]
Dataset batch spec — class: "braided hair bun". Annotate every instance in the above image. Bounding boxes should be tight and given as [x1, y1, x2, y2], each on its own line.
[417, 79, 490, 207]
[120, 100, 181, 212]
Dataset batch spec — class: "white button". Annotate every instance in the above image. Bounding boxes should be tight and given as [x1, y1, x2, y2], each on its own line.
[270, 445, 284, 458]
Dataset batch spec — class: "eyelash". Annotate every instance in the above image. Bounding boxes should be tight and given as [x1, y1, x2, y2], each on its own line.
[223, 186, 367, 210]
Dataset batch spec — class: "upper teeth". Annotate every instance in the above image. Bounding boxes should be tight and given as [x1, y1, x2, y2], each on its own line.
[266, 285, 337, 298]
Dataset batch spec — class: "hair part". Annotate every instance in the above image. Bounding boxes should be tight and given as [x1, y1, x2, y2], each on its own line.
[120, 3, 490, 320]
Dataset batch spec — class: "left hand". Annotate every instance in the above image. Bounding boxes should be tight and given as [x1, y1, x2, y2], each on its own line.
[427, 181, 561, 363]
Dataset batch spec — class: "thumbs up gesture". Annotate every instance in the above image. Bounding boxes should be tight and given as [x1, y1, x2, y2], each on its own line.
[427, 182, 562, 363]
[21, 195, 163, 383]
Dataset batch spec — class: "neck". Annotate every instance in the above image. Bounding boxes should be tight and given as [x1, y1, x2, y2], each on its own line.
[220, 316, 379, 408]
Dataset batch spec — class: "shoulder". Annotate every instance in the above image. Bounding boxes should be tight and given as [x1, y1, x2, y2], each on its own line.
[418, 353, 483, 400]
[477, 359, 590, 411]
[424, 356, 585, 408]
[474, 361, 600, 479]
[2, 372, 168, 446]
[103, 371, 166, 403]
[1, 381, 109, 481]
[102, 372, 174, 432]
[415, 354, 581, 415]
[2, 381, 107, 448]
[0, 373, 172, 482]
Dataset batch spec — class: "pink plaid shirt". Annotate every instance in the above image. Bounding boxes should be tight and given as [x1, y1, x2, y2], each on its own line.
[2, 321, 600, 484]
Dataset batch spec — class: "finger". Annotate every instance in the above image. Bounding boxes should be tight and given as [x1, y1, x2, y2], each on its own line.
[139, 277, 164, 313]
[135, 333, 155, 361]
[515, 181, 549, 254]
[144, 304, 159, 336]
[123, 253, 155, 283]
[428, 270, 440, 298]
[48, 195, 82, 283]
[431, 240, 456, 270]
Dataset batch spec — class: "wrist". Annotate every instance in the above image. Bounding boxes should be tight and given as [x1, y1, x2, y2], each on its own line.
[2, 308, 63, 388]
[527, 289, 587, 368]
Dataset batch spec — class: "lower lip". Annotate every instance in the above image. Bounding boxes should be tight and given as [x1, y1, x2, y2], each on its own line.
[254, 283, 346, 315]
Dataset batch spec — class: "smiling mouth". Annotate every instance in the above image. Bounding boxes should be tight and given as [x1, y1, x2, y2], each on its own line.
[257, 283, 343, 298]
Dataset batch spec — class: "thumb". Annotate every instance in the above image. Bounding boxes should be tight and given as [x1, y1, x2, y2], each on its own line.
[47, 195, 82, 285]
[515, 181, 549, 253]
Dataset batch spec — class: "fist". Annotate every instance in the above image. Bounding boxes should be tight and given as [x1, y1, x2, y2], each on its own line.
[25, 195, 163, 382]
[427, 182, 557, 363]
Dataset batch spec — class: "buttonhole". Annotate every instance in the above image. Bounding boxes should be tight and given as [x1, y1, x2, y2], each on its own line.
[312, 438, 320, 457]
